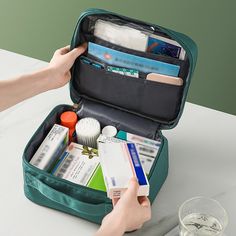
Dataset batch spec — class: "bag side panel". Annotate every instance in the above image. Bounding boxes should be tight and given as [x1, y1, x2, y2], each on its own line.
[149, 135, 169, 203]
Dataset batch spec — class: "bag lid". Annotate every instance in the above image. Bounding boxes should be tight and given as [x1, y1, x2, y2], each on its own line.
[70, 9, 198, 130]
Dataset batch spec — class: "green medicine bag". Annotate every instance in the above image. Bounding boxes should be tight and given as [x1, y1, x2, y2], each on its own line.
[22, 8, 198, 224]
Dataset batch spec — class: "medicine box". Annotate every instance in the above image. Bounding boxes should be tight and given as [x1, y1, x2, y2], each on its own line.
[117, 131, 161, 174]
[51, 142, 106, 192]
[98, 142, 149, 198]
[29, 124, 69, 171]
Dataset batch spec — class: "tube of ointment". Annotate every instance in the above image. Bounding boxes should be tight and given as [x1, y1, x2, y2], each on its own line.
[98, 142, 149, 199]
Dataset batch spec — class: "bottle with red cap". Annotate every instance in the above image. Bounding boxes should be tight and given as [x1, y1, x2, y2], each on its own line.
[60, 111, 78, 142]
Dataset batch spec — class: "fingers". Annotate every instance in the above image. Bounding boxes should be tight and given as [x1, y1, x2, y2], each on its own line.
[54, 45, 70, 55]
[126, 177, 139, 198]
[65, 71, 71, 81]
[143, 207, 151, 222]
[112, 197, 119, 207]
[137, 196, 145, 204]
[138, 196, 150, 207]
[54, 42, 87, 59]
[140, 197, 151, 221]
[68, 42, 87, 60]
[138, 196, 151, 222]
[112, 178, 139, 206]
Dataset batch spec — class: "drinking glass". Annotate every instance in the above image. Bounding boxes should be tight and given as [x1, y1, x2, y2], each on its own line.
[179, 197, 228, 236]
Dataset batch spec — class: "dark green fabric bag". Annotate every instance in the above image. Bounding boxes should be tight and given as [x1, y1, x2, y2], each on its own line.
[22, 8, 197, 224]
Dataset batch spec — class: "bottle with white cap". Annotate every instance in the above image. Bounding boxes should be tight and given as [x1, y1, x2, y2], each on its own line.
[102, 125, 117, 137]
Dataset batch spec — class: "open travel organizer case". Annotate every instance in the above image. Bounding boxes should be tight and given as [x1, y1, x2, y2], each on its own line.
[22, 9, 197, 224]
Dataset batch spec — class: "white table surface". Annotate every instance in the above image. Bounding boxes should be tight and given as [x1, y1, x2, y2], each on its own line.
[0, 49, 235, 236]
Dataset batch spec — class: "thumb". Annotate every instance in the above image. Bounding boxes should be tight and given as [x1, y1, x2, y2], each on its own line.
[68, 43, 87, 61]
[126, 177, 139, 198]
[139, 196, 150, 207]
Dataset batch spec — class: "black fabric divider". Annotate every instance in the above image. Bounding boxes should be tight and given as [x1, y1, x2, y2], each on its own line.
[74, 59, 183, 122]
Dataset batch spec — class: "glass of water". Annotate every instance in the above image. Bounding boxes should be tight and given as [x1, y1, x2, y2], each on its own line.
[178, 196, 228, 236]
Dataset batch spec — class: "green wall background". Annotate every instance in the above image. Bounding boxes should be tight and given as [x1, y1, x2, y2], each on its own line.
[0, 0, 236, 115]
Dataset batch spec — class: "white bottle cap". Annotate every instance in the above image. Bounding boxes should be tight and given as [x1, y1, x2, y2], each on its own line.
[102, 125, 117, 137]
[76, 117, 101, 148]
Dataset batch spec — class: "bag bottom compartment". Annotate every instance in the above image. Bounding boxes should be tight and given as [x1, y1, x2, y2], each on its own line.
[23, 103, 169, 224]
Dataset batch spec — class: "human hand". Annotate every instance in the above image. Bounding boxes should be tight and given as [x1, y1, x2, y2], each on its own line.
[96, 178, 151, 236]
[47, 43, 87, 89]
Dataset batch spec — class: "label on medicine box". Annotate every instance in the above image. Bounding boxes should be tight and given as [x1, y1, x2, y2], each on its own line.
[97, 134, 125, 145]
[51, 142, 106, 192]
[117, 131, 162, 175]
[30, 124, 69, 171]
[98, 142, 149, 199]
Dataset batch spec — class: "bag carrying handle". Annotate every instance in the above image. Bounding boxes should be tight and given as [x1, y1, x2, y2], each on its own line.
[25, 173, 111, 217]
